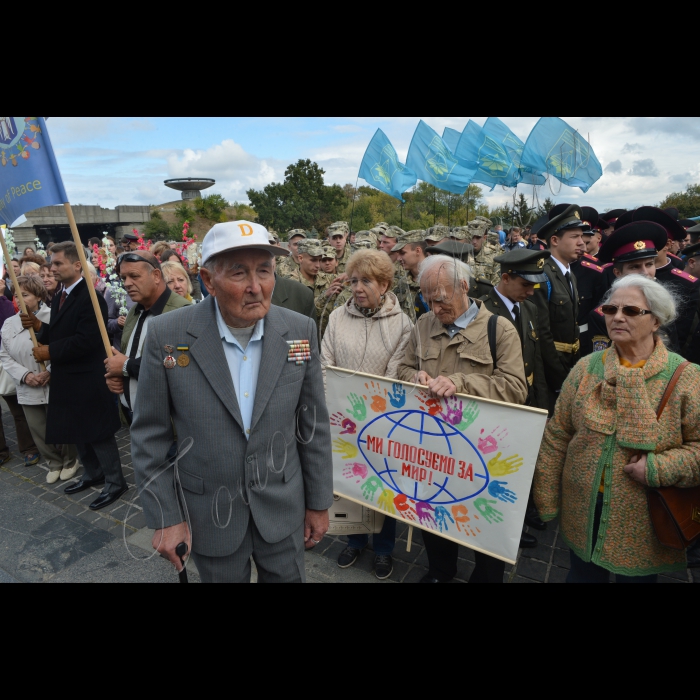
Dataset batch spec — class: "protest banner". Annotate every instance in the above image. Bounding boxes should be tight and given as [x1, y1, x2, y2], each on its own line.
[327, 368, 548, 564]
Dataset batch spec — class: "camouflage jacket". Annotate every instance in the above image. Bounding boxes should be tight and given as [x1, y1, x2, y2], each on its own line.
[335, 245, 352, 274]
[472, 247, 501, 286]
[276, 255, 299, 279]
[392, 269, 429, 323]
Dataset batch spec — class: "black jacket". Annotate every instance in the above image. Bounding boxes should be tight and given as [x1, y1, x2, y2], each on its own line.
[272, 274, 317, 321]
[38, 279, 120, 444]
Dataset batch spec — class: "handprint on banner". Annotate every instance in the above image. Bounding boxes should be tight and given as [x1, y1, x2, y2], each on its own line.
[378, 489, 396, 514]
[452, 505, 479, 536]
[364, 382, 388, 413]
[333, 438, 358, 460]
[441, 397, 464, 426]
[456, 400, 480, 431]
[388, 383, 406, 409]
[417, 390, 442, 417]
[474, 498, 504, 525]
[394, 493, 416, 521]
[330, 412, 357, 435]
[488, 480, 517, 504]
[487, 452, 524, 477]
[478, 427, 509, 455]
[342, 463, 368, 483]
[346, 393, 367, 422]
[434, 506, 455, 533]
[416, 501, 436, 527]
[361, 477, 383, 502]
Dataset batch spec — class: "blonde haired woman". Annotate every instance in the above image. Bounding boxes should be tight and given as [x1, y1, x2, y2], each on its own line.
[162, 261, 196, 303]
[321, 249, 413, 580]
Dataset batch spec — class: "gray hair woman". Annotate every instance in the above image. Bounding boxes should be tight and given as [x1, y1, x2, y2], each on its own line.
[535, 275, 700, 583]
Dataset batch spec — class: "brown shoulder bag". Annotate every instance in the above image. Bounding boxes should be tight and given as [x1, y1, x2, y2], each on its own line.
[647, 361, 700, 551]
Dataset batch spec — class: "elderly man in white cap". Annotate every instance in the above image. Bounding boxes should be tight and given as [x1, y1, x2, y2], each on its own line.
[131, 221, 333, 583]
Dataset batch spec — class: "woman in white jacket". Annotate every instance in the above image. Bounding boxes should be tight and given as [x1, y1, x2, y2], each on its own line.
[1, 276, 79, 484]
[321, 249, 413, 580]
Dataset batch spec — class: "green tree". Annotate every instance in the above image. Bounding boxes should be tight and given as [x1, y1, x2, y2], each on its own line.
[194, 194, 230, 222]
[144, 217, 171, 239]
[175, 203, 195, 225]
[536, 197, 555, 218]
[659, 184, 700, 219]
[247, 160, 346, 235]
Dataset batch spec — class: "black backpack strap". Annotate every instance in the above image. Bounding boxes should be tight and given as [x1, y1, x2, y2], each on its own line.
[488, 314, 498, 369]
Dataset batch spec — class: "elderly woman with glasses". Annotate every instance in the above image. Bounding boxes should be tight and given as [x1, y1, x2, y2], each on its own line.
[535, 274, 700, 583]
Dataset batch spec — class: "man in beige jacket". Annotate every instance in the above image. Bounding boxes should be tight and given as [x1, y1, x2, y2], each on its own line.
[397, 255, 528, 584]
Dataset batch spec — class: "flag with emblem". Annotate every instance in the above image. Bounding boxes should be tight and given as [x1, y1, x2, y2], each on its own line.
[520, 117, 603, 193]
[0, 117, 68, 226]
[481, 117, 546, 186]
[406, 121, 476, 195]
[442, 126, 462, 154]
[358, 129, 417, 202]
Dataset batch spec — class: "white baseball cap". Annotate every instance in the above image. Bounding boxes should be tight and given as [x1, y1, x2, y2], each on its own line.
[201, 221, 289, 266]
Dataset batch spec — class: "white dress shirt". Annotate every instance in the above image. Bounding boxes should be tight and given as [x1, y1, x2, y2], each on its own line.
[494, 287, 519, 322]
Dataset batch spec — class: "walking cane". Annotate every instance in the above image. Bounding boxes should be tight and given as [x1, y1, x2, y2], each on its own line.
[176, 542, 189, 584]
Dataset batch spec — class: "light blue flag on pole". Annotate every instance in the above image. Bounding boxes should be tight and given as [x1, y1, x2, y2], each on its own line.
[442, 127, 462, 154]
[520, 117, 603, 193]
[0, 117, 68, 226]
[406, 121, 476, 195]
[453, 120, 519, 190]
[481, 117, 546, 187]
[358, 129, 418, 202]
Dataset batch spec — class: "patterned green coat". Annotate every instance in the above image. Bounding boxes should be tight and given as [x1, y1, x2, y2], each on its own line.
[534, 340, 700, 576]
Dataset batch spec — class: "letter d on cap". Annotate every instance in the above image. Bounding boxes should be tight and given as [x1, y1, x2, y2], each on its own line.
[239, 224, 254, 237]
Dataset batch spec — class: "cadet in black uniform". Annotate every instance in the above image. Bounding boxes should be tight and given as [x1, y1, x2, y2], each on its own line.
[682, 242, 700, 364]
[585, 221, 669, 355]
[532, 204, 586, 415]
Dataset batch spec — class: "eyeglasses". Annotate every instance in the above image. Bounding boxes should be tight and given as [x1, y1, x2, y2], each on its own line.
[117, 253, 159, 269]
[600, 305, 652, 317]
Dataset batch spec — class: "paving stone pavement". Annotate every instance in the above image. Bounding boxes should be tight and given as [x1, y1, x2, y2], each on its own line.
[0, 408, 695, 584]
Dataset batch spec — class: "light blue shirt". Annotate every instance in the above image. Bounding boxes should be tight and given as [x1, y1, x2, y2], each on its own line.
[444, 299, 480, 337]
[215, 301, 264, 440]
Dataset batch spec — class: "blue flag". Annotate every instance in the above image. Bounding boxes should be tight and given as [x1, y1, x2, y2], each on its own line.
[442, 127, 462, 154]
[481, 117, 546, 187]
[454, 120, 517, 190]
[0, 117, 68, 226]
[358, 129, 417, 202]
[520, 117, 603, 193]
[406, 121, 476, 195]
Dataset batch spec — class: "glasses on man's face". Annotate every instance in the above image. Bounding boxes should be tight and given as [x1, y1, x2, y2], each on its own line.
[117, 253, 158, 269]
[600, 305, 652, 317]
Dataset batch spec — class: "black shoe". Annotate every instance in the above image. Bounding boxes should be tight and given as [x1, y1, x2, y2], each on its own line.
[64, 478, 105, 495]
[337, 547, 363, 569]
[525, 510, 547, 531]
[419, 575, 444, 583]
[0, 453, 11, 467]
[89, 487, 128, 511]
[520, 532, 538, 549]
[375, 555, 393, 580]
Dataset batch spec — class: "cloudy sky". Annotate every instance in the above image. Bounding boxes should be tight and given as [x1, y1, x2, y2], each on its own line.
[48, 117, 700, 213]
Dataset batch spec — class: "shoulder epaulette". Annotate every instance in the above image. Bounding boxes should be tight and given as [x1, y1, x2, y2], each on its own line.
[583, 253, 600, 263]
[602, 263, 613, 270]
[671, 267, 700, 284]
[669, 253, 682, 261]
[581, 260, 604, 273]
[594, 306, 605, 317]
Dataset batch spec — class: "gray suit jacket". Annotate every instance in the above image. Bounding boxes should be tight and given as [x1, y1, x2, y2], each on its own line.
[131, 297, 333, 558]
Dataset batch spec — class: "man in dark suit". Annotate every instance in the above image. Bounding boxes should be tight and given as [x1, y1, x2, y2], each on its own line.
[27, 242, 127, 511]
[531, 205, 586, 415]
[272, 274, 316, 321]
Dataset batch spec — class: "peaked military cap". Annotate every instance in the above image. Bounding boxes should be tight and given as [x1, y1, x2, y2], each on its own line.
[373, 222, 390, 233]
[494, 248, 551, 284]
[664, 207, 680, 221]
[538, 204, 586, 241]
[287, 229, 307, 241]
[680, 219, 696, 230]
[424, 225, 450, 242]
[530, 214, 549, 237]
[321, 246, 336, 259]
[615, 207, 686, 242]
[581, 207, 599, 232]
[467, 217, 493, 238]
[450, 227, 471, 241]
[384, 226, 405, 240]
[297, 240, 325, 257]
[599, 209, 627, 227]
[683, 242, 700, 259]
[354, 230, 378, 247]
[328, 222, 350, 236]
[597, 221, 667, 265]
[426, 240, 475, 260]
[687, 224, 700, 235]
[392, 230, 427, 252]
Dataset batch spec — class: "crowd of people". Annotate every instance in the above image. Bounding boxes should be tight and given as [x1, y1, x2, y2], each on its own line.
[1, 202, 699, 584]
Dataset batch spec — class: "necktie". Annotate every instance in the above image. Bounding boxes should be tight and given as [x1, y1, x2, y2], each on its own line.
[564, 272, 574, 300]
[513, 304, 520, 325]
[123, 309, 150, 410]
[59, 291, 67, 310]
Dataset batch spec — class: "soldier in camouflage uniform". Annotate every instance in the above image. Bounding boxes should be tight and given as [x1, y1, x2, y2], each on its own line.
[468, 217, 502, 287]
[321, 245, 338, 275]
[391, 230, 430, 322]
[328, 222, 352, 274]
[424, 225, 451, 245]
[276, 229, 307, 278]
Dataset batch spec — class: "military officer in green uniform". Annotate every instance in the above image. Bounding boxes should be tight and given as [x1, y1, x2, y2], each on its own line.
[320, 245, 338, 275]
[327, 222, 352, 274]
[469, 217, 502, 287]
[276, 229, 307, 278]
[532, 204, 587, 414]
[391, 230, 430, 322]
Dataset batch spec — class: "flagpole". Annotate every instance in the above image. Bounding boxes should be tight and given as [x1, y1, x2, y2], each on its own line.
[433, 186, 436, 225]
[0, 232, 45, 371]
[349, 176, 359, 234]
[64, 203, 113, 358]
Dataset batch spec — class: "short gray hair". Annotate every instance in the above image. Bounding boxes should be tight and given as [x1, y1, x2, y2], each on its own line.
[417, 255, 472, 289]
[202, 249, 274, 275]
[603, 274, 678, 327]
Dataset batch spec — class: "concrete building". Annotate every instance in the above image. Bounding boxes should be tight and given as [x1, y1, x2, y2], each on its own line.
[12, 205, 151, 250]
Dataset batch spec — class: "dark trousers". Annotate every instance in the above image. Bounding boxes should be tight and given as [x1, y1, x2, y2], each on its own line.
[76, 435, 126, 495]
[567, 496, 657, 584]
[0, 394, 38, 457]
[348, 516, 397, 556]
[687, 539, 700, 570]
[423, 531, 506, 583]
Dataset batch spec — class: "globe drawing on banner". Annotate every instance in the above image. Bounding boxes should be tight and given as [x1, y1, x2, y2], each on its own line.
[358, 411, 490, 505]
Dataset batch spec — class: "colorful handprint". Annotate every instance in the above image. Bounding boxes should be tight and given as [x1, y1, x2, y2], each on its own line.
[342, 463, 368, 483]
[487, 452, 524, 477]
[434, 506, 455, 533]
[416, 501, 436, 527]
[388, 383, 406, 409]
[417, 391, 442, 417]
[474, 498, 504, 525]
[452, 505, 479, 536]
[332, 438, 358, 460]
[361, 477, 383, 502]
[488, 480, 517, 504]
[330, 412, 357, 435]
[478, 427, 509, 454]
[377, 489, 396, 514]
[346, 393, 367, 422]
[364, 382, 388, 413]
[441, 397, 464, 426]
[456, 400, 480, 431]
